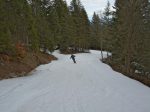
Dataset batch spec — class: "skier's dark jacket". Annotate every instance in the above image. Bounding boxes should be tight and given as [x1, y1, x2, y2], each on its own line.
[70, 54, 76, 63]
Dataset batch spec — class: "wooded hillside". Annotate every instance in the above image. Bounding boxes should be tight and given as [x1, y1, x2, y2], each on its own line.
[0, 0, 150, 84]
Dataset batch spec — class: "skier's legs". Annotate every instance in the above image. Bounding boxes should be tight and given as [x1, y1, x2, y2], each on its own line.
[73, 59, 76, 63]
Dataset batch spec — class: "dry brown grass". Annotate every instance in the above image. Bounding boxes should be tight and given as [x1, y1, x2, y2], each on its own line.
[103, 58, 150, 87]
[0, 52, 57, 80]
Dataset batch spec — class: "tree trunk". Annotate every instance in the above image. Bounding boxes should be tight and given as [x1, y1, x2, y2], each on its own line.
[100, 38, 103, 60]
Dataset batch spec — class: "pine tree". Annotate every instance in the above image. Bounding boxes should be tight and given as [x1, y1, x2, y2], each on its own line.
[90, 12, 101, 49]
[0, 0, 40, 53]
[140, 1, 150, 70]
[0, 1, 12, 54]
[79, 7, 90, 50]
[70, 0, 84, 50]
[103, 1, 113, 55]
[52, 0, 74, 52]
[112, 0, 149, 74]
[31, 0, 55, 52]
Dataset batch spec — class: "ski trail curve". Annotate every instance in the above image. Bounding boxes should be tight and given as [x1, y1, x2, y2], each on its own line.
[0, 50, 150, 112]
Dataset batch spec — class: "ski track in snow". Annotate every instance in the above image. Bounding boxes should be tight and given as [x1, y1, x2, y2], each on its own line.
[0, 50, 150, 112]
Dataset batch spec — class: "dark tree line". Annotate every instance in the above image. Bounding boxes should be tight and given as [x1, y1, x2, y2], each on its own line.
[0, 0, 150, 76]
[0, 0, 91, 54]
[90, 0, 150, 84]
[98, 0, 150, 81]
[111, 0, 150, 74]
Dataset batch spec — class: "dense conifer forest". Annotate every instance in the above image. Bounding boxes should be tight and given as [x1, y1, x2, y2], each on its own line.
[0, 0, 150, 84]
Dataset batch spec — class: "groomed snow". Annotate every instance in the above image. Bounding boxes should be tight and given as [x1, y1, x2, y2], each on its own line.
[0, 50, 150, 112]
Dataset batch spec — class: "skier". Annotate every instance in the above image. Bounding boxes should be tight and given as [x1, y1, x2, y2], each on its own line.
[70, 54, 76, 63]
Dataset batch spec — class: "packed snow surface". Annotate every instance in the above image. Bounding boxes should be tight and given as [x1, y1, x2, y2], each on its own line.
[0, 50, 150, 112]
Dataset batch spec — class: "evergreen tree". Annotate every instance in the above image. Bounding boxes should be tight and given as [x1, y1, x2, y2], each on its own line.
[53, 0, 74, 52]
[31, 0, 54, 52]
[103, 1, 113, 55]
[112, 0, 149, 73]
[90, 12, 101, 49]
[0, 1, 12, 54]
[70, 0, 86, 50]
[79, 7, 90, 49]
[0, 0, 40, 53]
[140, 1, 150, 70]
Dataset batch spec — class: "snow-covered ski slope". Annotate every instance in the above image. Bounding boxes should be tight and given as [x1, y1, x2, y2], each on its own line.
[0, 50, 150, 112]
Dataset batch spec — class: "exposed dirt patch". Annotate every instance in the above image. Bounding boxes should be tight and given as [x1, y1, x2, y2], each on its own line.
[0, 52, 57, 80]
[102, 58, 150, 87]
[60, 49, 90, 54]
